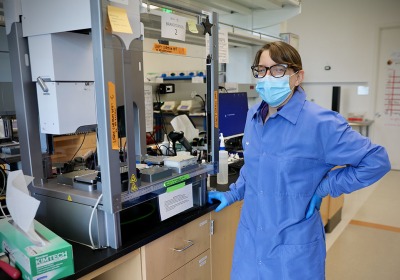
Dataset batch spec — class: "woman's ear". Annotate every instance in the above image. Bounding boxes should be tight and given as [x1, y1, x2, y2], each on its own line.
[295, 70, 304, 86]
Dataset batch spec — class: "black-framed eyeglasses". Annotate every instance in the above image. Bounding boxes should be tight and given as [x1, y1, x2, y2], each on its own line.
[251, 64, 289, 78]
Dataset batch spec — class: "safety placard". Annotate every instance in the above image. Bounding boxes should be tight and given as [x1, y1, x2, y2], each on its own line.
[152, 43, 187, 55]
[159, 183, 193, 221]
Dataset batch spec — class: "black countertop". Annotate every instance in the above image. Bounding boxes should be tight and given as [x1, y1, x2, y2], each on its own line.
[65, 203, 217, 279]
[0, 171, 239, 280]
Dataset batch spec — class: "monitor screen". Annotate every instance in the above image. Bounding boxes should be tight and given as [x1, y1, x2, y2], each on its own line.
[219, 92, 248, 139]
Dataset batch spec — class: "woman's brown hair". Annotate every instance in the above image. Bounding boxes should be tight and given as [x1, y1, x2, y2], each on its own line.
[253, 41, 302, 72]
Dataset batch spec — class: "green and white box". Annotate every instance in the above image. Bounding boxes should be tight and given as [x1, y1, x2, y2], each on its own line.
[0, 218, 74, 280]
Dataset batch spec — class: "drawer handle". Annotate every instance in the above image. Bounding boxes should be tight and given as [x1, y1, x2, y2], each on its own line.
[172, 240, 194, 252]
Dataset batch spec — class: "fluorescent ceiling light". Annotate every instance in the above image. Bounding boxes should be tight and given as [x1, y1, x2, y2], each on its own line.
[142, 3, 159, 10]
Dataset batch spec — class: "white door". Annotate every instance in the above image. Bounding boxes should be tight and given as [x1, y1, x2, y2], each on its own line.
[374, 25, 400, 170]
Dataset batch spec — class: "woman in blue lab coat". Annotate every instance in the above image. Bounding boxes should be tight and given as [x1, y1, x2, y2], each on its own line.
[208, 41, 391, 279]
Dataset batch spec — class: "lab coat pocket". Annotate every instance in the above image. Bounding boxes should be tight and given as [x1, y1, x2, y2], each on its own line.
[232, 220, 255, 276]
[276, 156, 319, 196]
[280, 237, 326, 280]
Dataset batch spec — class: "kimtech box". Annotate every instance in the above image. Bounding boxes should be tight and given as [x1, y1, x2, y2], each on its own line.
[0, 218, 74, 280]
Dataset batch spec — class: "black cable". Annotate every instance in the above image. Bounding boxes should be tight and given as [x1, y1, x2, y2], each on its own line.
[195, 94, 206, 112]
[69, 133, 87, 162]
[147, 131, 176, 156]
[147, 132, 163, 155]
[218, 86, 228, 93]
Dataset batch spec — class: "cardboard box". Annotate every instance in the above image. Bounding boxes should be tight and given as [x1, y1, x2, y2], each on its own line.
[0, 218, 74, 280]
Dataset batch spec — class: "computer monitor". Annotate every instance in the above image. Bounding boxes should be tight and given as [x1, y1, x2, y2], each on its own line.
[219, 92, 248, 139]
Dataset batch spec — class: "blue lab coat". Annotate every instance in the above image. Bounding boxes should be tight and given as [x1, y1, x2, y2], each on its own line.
[224, 88, 390, 279]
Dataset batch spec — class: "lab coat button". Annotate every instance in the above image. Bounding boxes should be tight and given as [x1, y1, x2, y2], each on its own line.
[258, 260, 262, 265]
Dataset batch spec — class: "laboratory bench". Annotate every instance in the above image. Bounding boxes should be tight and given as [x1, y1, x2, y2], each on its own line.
[0, 202, 218, 280]
[62, 175, 235, 279]
[1, 168, 341, 279]
[64, 204, 217, 279]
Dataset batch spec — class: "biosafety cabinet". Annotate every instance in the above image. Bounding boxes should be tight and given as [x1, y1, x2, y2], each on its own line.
[6, 0, 219, 249]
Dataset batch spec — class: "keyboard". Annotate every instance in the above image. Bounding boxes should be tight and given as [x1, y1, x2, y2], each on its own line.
[229, 158, 244, 170]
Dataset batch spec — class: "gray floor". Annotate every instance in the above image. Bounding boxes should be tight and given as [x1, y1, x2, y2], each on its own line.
[326, 170, 400, 280]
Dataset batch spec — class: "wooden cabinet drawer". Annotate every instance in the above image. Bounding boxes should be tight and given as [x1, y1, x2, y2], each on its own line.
[142, 214, 210, 280]
[163, 249, 210, 280]
[210, 201, 243, 280]
[78, 249, 141, 280]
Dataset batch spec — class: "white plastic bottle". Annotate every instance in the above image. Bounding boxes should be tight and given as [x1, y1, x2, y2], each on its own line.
[217, 133, 229, 185]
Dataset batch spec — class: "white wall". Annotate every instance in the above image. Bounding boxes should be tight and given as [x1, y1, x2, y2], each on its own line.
[285, 0, 400, 123]
[225, 46, 256, 84]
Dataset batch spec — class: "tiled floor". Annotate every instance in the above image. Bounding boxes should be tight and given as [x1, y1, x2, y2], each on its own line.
[325, 170, 400, 279]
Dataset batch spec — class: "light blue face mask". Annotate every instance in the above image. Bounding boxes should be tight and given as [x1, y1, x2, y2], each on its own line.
[256, 73, 297, 107]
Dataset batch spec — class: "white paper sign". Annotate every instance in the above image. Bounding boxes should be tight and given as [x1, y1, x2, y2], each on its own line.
[161, 14, 187, 41]
[159, 183, 193, 221]
[205, 29, 229, 63]
[144, 85, 154, 132]
[192, 76, 204, 83]
[218, 30, 229, 64]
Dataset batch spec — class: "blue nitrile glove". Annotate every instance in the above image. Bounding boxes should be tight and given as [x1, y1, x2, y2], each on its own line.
[208, 191, 229, 212]
[306, 193, 323, 219]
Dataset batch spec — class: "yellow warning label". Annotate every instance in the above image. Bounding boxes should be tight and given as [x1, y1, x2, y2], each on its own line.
[130, 174, 138, 192]
[108, 82, 119, 150]
[152, 43, 187, 55]
[214, 90, 219, 128]
[67, 195, 72, 202]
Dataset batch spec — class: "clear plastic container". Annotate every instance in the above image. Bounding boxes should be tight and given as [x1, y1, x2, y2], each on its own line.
[217, 133, 229, 185]
[217, 149, 229, 184]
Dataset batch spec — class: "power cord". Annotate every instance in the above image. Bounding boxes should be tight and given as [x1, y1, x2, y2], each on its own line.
[69, 133, 87, 163]
[147, 132, 174, 156]
[218, 86, 228, 93]
[195, 94, 206, 112]
[88, 193, 107, 250]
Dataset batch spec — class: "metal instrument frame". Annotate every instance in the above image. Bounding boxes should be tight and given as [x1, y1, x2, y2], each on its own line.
[6, 0, 220, 249]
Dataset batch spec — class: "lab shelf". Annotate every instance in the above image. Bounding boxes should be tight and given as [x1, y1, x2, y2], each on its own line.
[161, 75, 206, 80]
